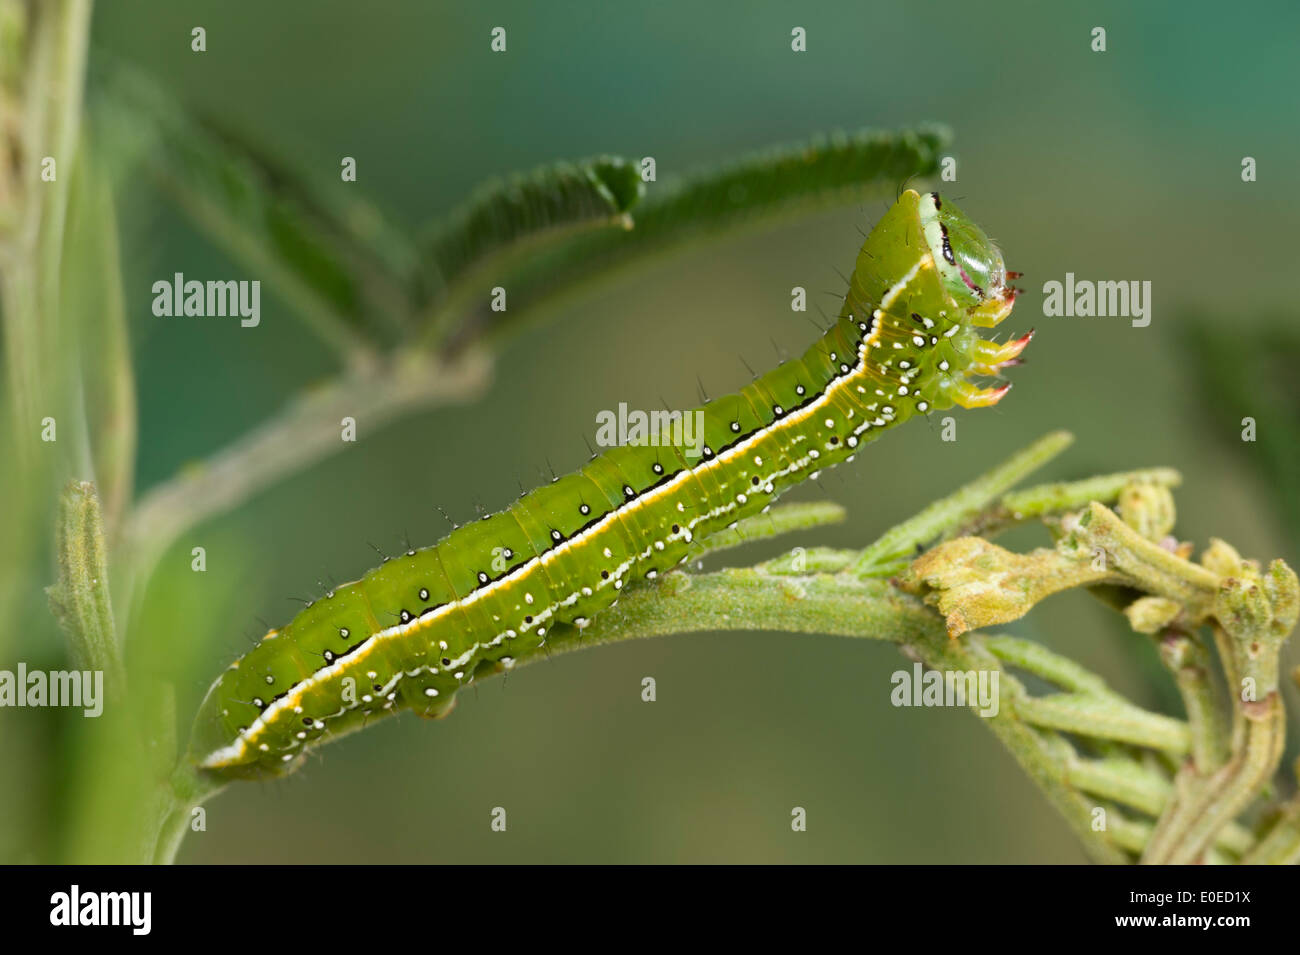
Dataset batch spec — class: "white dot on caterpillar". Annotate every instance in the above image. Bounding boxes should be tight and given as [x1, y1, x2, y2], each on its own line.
[652, 463, 664, 474]
[917, 400, 929, 412]
[418, 588, 429, 601]
[477, 572, 489, 584]
[265, 675, 274, 684]
[252, 697, 263, 708]
[454, 671, 464, 679]
[912, 335, 925, 347]
[898, 386, 909, 395]
[847, 436, 859, 447]
[938, 360, 950, 371]
[259, 743, 269, 751]
[525, 592, 534, 604]
[424, 687, 439, 697]
[945, 324, 961, 337]
[795, 385, 805, 395]
[603, 547, 613, 558]
[754, 456, 763, 466]
[730, 421, 740, 432]
[824, 418, 834, 428]
[580, 503, 590, 515]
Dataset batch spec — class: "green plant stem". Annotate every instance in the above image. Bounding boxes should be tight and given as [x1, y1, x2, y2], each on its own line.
[1012, 693, 1192, 755]
[852, 430, 1073, 577]
[966, 468, 1182, 540]
[47, 479, 124, 699]
[687, 501, 846, 561]
[1, 0, 92, 460]
[1157, 630, 1229, 773]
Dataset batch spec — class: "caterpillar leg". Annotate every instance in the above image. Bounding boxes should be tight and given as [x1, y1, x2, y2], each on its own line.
[951, 380, 1013, 409]
[970, 330, 1034, 375]
[968, 287, 1020, 328]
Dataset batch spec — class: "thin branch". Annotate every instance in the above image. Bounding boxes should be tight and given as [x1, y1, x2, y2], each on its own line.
[125, 347, 493, 584]
[852, 430, 1074, 577]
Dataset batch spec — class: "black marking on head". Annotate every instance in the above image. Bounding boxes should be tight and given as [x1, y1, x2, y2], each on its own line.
[939, 222, 955, 265]
[931, 192, 941, 209]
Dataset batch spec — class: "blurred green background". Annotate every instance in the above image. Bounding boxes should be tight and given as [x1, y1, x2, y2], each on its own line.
[9, 0, 1300, 863]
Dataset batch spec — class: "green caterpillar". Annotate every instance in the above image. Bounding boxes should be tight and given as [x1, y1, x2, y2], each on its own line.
[190, 189, 1029, 779]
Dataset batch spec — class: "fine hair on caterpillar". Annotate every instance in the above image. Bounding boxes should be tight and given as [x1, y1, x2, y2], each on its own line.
[189, 189, 1030, 780]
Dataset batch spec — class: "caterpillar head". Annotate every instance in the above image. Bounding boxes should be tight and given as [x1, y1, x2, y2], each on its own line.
[918, 191, 1012, 311]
